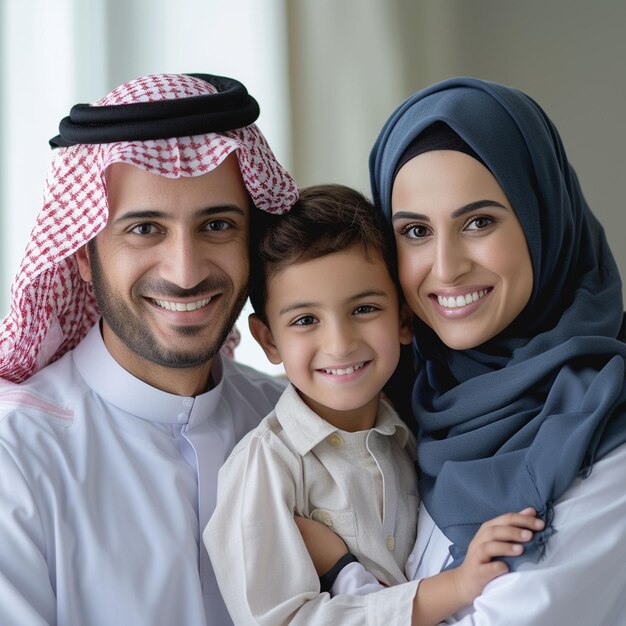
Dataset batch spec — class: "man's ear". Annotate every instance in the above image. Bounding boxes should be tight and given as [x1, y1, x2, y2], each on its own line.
[75, 244, 93, 283]
[248, 314, 282, 365]
[399, 302, 413, 345]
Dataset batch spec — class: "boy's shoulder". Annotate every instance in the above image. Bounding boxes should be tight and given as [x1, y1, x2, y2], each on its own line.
[227, 386, 301, 468]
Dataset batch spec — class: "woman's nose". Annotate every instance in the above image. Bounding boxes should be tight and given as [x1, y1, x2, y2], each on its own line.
[431, 234, 472, 284]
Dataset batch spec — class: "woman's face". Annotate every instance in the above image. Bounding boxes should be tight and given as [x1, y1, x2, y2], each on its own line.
[391, 150, 533, 350]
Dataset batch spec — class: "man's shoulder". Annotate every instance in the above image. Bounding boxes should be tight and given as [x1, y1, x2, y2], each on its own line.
[221, 358, 287, 405]
[0, 351, 89, 434]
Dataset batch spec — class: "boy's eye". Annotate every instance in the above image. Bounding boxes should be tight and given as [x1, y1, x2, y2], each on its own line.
[353, 304, 378, 315]
[131, 223, 160, 235]
[292, 315, 317, 327]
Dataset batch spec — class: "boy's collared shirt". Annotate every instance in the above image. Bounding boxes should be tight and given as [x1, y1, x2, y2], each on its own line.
[205, 383, 419, 625]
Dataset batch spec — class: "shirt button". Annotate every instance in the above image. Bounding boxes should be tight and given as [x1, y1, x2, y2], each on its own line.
[311, 510, 333, 527]
[328, 433, 343, 448]
[177, 413, 187, 423]
[386, 535, 395, 552]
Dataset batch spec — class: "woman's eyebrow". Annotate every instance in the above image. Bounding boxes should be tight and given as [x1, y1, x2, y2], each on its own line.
[392, 210, 428, 222]
[450, 200, 509, 218]
[392, 199, 509, 222]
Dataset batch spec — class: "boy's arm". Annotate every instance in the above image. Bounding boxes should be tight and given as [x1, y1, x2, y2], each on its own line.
[298, 509, 542, 626]
[411, 509, 542, 626]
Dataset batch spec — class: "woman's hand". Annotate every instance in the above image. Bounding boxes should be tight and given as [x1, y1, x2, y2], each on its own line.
[294, 516, 349, 576]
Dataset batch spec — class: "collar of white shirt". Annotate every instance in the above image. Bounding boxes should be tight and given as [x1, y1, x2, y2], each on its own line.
[72, 321, 224, 429]
[275, 383, 411, 456]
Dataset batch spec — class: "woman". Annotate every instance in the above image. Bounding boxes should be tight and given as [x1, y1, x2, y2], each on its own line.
[303, 78, 626, 624]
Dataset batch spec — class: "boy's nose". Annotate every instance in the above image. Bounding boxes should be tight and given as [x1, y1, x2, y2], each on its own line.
[322, 319, 358, 359]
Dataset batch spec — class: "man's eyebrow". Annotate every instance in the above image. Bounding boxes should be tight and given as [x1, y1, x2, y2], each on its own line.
[391, 200, 509, 223]
[114, 205, 246, 223]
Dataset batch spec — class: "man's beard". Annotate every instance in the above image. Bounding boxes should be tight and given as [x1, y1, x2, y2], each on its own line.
[87, 240, 247, 369]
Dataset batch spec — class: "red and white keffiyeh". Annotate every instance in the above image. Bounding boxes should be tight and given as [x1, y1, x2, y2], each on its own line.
[0, 73, 298, 383]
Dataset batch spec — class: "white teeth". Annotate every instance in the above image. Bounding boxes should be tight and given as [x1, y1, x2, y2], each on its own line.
[154, 297, 212, 311]
[322, 362, 365, 376]
[437, 289, 488, 309]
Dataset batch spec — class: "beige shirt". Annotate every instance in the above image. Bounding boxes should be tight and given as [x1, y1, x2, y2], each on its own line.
[204, 383, 418, 625]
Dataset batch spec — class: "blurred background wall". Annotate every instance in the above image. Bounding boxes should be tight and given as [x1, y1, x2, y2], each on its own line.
[2, 0, 625, 373]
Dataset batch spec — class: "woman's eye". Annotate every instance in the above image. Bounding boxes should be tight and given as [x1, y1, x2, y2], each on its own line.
[131, 223, 159, 235]
[465, 215, 494, 231]
[292, 315, 317, 327]
[402, 224, 430, 239]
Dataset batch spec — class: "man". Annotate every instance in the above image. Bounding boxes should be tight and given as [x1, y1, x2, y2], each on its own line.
[0, 73, 297, 625]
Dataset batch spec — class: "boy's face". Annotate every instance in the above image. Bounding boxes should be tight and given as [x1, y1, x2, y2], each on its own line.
[250, 247, 412, 431]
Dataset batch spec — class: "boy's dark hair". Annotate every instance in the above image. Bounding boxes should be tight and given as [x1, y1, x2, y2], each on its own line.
[249, 183, 397, 323]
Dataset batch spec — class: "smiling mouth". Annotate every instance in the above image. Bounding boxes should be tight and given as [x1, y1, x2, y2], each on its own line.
[436, 289, 490, 309]
[320, 362, 367, 376]
[152, 297, 212, 312]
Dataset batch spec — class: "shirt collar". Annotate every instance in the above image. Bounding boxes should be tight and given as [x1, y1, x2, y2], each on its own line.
[275, 383, 411, 456]
[72, 322, 224, 429]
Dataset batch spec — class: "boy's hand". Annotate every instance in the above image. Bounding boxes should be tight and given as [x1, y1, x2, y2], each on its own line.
[295, 515, 349, 576]
[452, 508, 545, 606]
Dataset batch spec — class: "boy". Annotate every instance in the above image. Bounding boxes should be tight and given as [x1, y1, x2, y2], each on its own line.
[204, 185, 542, 625]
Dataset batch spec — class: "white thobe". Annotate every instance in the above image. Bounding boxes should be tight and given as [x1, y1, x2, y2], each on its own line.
[0, 322, 285, 626]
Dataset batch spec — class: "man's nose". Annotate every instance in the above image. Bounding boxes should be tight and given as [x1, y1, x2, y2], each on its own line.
[159, 233, 209, 290]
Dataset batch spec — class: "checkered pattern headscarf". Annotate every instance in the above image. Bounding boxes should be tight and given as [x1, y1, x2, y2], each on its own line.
[0, 73, 297, 383]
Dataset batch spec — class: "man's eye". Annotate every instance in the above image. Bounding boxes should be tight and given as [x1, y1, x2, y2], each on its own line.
[131, 223, 159, 235]
[205, 220, 230, 231]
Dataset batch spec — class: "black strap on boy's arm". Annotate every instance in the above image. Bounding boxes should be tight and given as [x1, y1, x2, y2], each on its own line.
[319, 552, 359, 593]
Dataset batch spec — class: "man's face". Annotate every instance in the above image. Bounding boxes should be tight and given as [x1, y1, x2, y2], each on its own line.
[76, 154, 250, 393]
